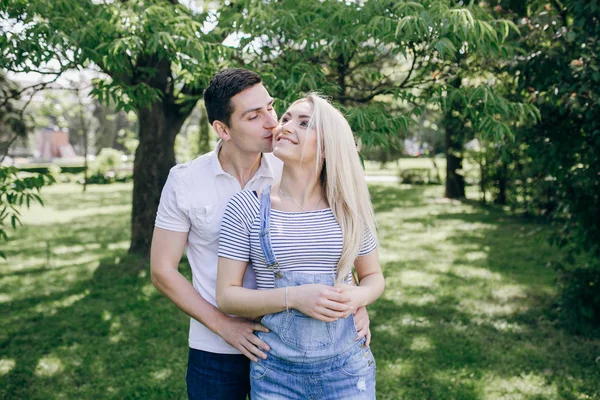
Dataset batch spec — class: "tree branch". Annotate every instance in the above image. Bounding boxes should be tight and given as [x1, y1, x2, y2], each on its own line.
[2, 66, 65, 76]
[0, 74, 61, 109]
[398, 46, 418, 89]
[549, 0, 568, 23]
[0, 133, 21, 163]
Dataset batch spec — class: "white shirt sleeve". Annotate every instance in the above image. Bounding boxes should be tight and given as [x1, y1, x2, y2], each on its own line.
[155, 169, 191, 232]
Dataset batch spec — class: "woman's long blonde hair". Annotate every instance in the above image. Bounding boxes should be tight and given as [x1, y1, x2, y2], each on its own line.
[295, 93, 378, 282]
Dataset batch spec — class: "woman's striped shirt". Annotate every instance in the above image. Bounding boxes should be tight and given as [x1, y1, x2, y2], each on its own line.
[218, 190, 377, 289]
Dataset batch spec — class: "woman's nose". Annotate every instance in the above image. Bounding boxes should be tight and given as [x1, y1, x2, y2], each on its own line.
[280, 121, 294, 134]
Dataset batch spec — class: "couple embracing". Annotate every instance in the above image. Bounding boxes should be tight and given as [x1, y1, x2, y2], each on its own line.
[151, 68, 385, 399]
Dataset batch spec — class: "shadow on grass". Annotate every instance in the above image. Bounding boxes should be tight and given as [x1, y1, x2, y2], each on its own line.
[369, 184, 427, 213]
[1, 254, 190, 399]
[368, 184, 600, 399]
[1, 183, 190, 399]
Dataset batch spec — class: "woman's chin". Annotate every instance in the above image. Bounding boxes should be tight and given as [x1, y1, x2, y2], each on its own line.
[273, 146, 291, 160]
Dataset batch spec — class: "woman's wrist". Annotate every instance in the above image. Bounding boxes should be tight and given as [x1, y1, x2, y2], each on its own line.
[286, 286, 297, 310]
[355, 274, 385, 308]
[354, 286, 372, 308]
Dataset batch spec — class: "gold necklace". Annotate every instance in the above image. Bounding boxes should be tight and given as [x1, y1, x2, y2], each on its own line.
[277, 187, 322, 211]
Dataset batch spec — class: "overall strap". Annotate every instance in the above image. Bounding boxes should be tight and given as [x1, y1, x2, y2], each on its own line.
[259, 186, 283, 278]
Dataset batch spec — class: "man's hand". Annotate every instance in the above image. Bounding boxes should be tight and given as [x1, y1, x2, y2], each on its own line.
[215, 316, 271, 362]
[354, 306, 371, 346]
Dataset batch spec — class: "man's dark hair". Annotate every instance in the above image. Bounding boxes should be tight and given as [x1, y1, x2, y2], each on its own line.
[203, 68, 262, 126]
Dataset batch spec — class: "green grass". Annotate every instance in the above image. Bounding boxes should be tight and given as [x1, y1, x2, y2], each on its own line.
[1, 183, 599, 399]
[364, 157, 480, 183]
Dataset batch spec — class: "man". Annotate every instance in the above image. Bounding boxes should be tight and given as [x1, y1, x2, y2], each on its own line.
[150, 68, 370, 399]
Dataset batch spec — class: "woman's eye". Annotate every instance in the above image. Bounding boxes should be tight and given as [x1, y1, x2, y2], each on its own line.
[300, 121, 308, 127]
[280, 117, 289, 123]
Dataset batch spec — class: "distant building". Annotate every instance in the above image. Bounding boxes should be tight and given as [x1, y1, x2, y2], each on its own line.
[36, 126, 77, 161]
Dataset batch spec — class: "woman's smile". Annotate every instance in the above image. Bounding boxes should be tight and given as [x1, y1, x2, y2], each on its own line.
[276, 136, 297, 145]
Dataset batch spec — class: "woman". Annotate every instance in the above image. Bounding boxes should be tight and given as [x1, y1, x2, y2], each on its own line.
[216, 93, 384, 399]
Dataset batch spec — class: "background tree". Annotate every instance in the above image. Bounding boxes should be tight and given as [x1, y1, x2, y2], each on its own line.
[0, 74, 53, 258]
[0, 72, 28, 158]
[1, 0, 231, 255]
[1, 0, 540, 256]
[230, 0, 539, 199]
[488, 0, 600, 324]
[92, 100, 137, 154]
[174, 102, 214, 162]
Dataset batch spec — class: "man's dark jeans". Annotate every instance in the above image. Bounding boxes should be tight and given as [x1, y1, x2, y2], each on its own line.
[186, 348, 250, 400]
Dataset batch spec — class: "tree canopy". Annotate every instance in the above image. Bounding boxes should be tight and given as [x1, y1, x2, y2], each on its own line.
[1, 0, 539, 255]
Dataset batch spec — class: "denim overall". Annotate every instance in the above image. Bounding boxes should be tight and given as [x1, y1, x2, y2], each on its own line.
[250, 186, 376, 400]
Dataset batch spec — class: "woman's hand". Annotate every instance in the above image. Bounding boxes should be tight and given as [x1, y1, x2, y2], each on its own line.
[333, 283, 366, 316]
[288, 284, 352, 322]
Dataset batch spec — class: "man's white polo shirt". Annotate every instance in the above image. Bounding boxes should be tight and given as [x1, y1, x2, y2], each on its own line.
[155, 141, 282, 354]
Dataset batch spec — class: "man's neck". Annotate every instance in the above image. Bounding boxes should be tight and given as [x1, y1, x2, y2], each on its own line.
[218, 141, 263, 189]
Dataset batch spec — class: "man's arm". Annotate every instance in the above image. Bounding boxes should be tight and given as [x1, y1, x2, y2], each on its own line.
[150, 227, 270, 362]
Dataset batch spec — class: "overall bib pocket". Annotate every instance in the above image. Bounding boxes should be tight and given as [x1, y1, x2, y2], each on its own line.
[279, 309, 334, 351]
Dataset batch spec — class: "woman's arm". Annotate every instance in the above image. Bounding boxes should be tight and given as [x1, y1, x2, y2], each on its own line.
[216, 256, 353, 322]
[216, 257, 286, 318]
[335, 250, 385, 312]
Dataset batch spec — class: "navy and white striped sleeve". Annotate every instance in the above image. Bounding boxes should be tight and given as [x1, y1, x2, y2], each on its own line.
[218, 191, 259, 262]
[358, 226, 377, 256]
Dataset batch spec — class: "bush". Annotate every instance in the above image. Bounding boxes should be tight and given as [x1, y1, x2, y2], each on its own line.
[556, 260, 600, 327]
[46, 164, 62, 182]
[86, 148, 132, 185]
[399, 168, 442, 185]
[0, 166, 54, 258]
[86, 171, 133, 185]
[91, 148, 124, 175]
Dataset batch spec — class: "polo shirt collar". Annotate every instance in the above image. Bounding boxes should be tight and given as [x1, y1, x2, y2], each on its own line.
[211, 139, 275, 180]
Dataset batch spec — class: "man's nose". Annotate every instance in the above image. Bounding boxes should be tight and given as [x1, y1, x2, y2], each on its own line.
[264, 112, 278, 129]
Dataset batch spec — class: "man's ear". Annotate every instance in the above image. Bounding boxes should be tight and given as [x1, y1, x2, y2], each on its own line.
[213, 120, 231, 142]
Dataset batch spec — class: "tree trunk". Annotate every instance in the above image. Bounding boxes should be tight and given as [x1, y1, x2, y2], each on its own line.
[479, 156, 486, 203]
[444, 126, 465, 199]
[128, 100, 190, 256]
[198, 104, 211, 155]
[494, 162, 508, 205]
[444, 75, 466, 199]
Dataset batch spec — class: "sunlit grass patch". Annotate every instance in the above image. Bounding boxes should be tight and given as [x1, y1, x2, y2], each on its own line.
[483, 372, 559, 399]
[34, 355, 64, 377]
[0, 359, 16, 376]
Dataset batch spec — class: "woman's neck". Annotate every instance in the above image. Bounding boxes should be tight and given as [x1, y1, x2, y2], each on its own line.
[276, 163, 324, 210]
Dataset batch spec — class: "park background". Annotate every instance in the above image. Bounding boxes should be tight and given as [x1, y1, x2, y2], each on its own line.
[1, 0, 599, 399]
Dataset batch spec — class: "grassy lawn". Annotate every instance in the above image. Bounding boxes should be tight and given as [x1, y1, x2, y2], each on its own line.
[1, 183, 599, 399]
[364, 157, 480, 184]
